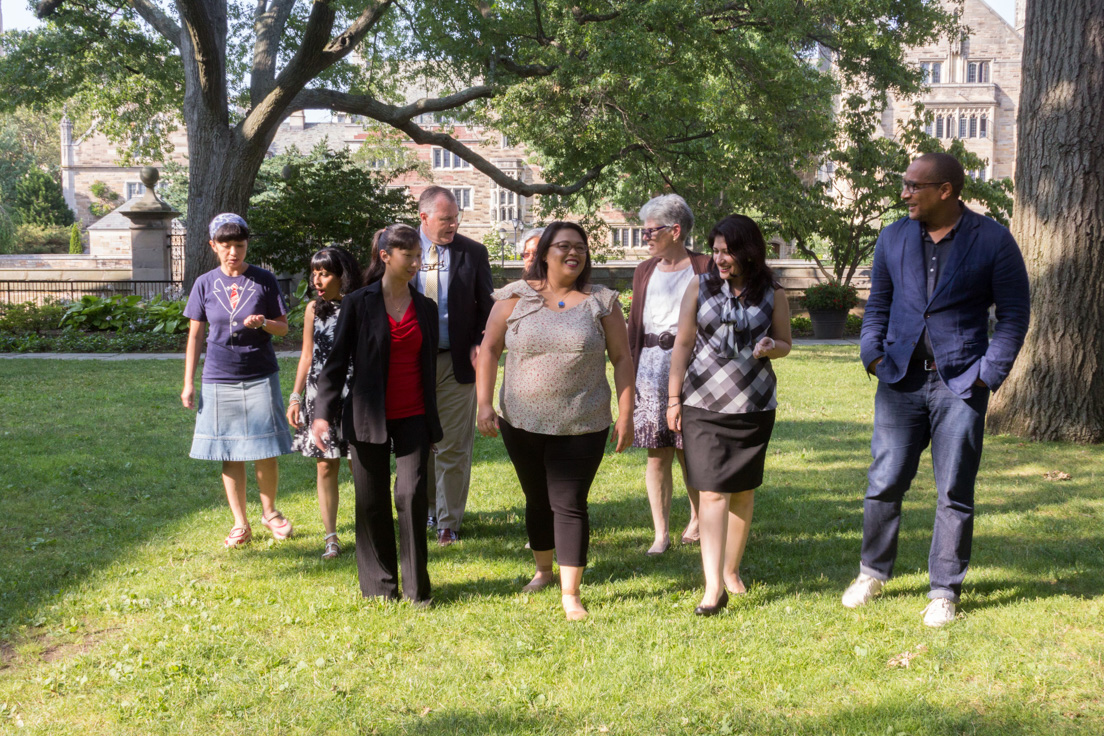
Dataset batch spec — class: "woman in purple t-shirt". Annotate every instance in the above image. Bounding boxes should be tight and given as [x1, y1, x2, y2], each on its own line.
[181, 214, 295, 549]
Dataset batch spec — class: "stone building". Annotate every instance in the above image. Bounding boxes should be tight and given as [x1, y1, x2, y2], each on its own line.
[879, 0, 1024, 181]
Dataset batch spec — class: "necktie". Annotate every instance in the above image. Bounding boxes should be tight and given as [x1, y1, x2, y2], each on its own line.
[425, 245, 439, 303]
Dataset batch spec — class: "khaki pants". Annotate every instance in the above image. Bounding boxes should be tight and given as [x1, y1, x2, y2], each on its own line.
[427, 350, 477, 532]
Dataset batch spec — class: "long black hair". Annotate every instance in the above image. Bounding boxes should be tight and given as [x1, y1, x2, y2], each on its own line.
[310, 246, 362, 320]
[524, 221, 591, 290]
[707, 214, 776, 305]
[363, 223, 421, 285]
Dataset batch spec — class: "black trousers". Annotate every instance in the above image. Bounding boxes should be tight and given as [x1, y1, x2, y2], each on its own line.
[349, 415, 431, 602]
[499, 418, 609, 568]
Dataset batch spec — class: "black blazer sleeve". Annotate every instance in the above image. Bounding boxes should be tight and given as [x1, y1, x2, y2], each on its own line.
[315, 290, 361, 427]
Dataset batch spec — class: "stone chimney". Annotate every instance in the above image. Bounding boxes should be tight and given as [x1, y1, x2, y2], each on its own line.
[287, 110, 306, 130]
[1015, 0, 1026, 34]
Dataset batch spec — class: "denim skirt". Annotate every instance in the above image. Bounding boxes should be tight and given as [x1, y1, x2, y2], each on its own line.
[190, 372, 294, 461]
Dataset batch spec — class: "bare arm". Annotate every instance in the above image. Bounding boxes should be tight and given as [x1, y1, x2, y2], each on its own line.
[287, 302, 316, 428]
[602, 306, 635, 453]
[181, 319, 205, 409]
[753, 287, 793, 360]
[666, 276, 700, 432]
[475, 298, 517, 438]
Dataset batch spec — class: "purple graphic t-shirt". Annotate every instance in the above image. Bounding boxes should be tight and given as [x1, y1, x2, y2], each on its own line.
[184, 265, 287, 383]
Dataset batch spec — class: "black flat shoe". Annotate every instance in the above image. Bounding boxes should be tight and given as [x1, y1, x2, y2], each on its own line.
[694, 590, 729, 617]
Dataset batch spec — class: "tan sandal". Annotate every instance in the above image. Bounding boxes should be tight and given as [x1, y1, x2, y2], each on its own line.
[261, 510, 293, 541]
[224, 525, 252, 549]
[321, 532, 341, 559]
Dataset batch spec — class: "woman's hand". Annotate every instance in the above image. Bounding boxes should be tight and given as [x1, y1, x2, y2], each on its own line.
[181, 384, 196, 410]
[287, 402, 302, 428]
[243, 314, 266, 329]
[476, 404, 499, 438]
[611, 413, 633, 453]
[752, 336, 776, 359]
[311, 418, 331, 453]
[666, 403, 682, 433]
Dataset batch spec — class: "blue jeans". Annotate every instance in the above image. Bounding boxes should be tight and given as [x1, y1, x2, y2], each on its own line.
[860, 364, 990, 602]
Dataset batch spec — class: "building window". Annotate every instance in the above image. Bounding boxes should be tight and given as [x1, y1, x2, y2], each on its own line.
[432, 147, 471, 169]
[921, 61, 943, 84]
[500, 134, 511, 148]
[935, 115, 944, 139]
[969, 115, 978, 138]
[126, 181, 146, 199]
[494, 189, 523, 222]
[968, 61, 991, 84]
[980, 114, 988, 138]
[363, 157, 391, 170]
[611, 227, 642, 249]
[968, 168, 988, 182]
[450, 187, 472, 211]
[958, 115, 968, 138]
[925, 118, 933, 136]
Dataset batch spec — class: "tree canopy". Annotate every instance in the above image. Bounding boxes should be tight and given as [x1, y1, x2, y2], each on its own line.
[0, 0, 954, 284]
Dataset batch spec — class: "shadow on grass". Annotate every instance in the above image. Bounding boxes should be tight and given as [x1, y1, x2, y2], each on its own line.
[388, 695, 1084, 736]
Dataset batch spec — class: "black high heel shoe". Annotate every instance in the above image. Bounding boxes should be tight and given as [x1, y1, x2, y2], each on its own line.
[694, 590, 729, 617]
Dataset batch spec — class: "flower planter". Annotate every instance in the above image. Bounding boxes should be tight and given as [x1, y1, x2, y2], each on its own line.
[808, 309, 848, 339]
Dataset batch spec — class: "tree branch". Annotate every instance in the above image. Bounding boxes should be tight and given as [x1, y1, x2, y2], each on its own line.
[176, 0, 229, 115]
[128, 0, 182, 44]
[250, 0, 297, 103]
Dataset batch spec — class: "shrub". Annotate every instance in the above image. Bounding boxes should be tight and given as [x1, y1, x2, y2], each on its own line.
[8, 224, 71, 254]
[140, 296, 190, 334]
[68, 223, 83, 254]
[0, 300, 67, 333]
[0, 330, 184, 354]
[790, 315, 812, 337]
[803, 282, 859, 312]
[619, 289, 632, 319]
[0, 206, 16, 254]
[60, 294, 145, 331]
[12, 168, 74, 227]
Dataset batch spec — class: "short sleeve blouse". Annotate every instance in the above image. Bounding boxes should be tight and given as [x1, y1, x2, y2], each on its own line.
[494, 280, 621, 435]
[183, 265, 286, 383]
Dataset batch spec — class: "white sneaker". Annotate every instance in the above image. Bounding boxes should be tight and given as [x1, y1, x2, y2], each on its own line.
[922, 598, 956, 627]
[841, 573, 884, 609]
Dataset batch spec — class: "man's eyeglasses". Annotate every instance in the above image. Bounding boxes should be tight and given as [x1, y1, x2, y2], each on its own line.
[901, 180, 946, 194]
[550, 241, 588, 254]
[641, 225, 670, 240]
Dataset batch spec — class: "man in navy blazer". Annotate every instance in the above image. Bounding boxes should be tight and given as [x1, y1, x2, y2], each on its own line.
[414, 187, 495, 546]
[842, 153, 1029, 627]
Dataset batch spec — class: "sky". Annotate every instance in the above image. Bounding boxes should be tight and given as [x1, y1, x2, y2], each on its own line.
[2, 0, 1020, 32]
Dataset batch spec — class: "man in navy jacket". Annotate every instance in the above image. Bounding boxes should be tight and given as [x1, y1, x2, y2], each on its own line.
[842, 153, 1030, 626]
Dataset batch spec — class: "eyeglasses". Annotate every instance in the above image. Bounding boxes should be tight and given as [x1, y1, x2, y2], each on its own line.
[641, 225, 670, 239]
[550, 241, 588, 254]
[901, 180, 946, 194]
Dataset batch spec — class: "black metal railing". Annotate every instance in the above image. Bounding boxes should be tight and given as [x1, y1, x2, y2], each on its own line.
[0, 281, 187, 305]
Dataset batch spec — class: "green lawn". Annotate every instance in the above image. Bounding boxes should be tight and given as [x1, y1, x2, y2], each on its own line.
[0, 346, 1101, 735]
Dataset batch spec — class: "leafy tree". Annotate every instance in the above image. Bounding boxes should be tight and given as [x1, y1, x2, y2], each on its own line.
[88, 180, 122, 217]
[247, 141, 416, 275]
[3, 0, 953, 286]
[12, 168, 75, 227]
[779, 100, 1014, 288]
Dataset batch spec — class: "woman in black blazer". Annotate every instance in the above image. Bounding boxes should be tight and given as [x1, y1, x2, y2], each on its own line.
[313, 224, 443, 604]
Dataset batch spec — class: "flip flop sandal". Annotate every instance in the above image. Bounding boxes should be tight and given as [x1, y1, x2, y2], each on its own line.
[321, 532, 341, 559]
[224, 525, 252, 549]
[262, 510, 294, 541]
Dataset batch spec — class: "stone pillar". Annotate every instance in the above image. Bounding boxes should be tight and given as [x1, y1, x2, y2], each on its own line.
[119, 167, 181, 281]
[60, 115, 79, 220]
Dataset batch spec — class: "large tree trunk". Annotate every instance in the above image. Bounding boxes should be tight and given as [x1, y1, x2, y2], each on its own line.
[986, 0, 1104, 442]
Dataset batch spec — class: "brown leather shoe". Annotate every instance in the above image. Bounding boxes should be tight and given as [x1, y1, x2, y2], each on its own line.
[437, 528, 459, 547]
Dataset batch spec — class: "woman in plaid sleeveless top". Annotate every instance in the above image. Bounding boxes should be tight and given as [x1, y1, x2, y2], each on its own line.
[667, 215, 792, 616]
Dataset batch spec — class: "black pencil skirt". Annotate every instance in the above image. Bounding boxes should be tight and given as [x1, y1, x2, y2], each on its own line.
[681, 405, 776, 493]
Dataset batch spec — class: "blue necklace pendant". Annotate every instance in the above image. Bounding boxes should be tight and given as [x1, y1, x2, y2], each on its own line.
[558, 301, 566, 308]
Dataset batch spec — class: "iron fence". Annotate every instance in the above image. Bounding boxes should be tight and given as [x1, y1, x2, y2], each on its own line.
[0, 280, 187, 305]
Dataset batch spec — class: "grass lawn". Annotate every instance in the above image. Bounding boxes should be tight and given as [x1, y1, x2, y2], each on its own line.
[0, 345, 1101, 735]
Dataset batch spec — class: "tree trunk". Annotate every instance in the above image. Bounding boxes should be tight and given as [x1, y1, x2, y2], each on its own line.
[986, 0, 1104, 442]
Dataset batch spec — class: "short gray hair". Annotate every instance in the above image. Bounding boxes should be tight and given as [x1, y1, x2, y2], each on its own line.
[639, 194, 694, 242]
[418, 186, 457, 215]
[521, 227, 545, 246]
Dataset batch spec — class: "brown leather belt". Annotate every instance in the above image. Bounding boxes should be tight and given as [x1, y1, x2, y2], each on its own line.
[643, 332, 676, 350]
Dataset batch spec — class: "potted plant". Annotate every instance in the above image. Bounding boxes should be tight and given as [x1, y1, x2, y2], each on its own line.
[802, 281, 859, 339]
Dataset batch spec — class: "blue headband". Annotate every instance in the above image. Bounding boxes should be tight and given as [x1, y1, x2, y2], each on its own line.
[209, 213, 248, 239]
